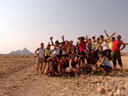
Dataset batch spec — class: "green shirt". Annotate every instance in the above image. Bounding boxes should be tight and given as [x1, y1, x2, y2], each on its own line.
[91, 41, 98, 50]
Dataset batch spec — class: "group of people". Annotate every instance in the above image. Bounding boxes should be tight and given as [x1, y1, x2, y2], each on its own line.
[35, 30, 128, 77]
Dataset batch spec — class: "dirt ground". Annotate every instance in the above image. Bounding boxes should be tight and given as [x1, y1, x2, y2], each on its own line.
[0, 55, 128, 96]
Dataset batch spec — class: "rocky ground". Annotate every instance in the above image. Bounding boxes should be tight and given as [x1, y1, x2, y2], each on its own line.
[0, 55, 128, 96]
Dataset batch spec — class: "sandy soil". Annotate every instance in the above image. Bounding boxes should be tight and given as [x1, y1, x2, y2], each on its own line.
[0, 55, 128, 96]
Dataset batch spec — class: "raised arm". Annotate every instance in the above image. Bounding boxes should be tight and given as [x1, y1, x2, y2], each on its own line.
[50, 37, 54, 45]
[85, 36, 89, 43]
[105, 32, 116, 41]
[61, 35, 65, 42]
[125, 43, 128, 45]
[104, 30, 109, 38]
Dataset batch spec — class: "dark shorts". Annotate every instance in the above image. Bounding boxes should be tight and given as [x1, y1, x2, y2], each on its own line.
[61, 55, 69, 58]
[80, 51, 85, 55]
[100, 65, 112, 73]
[45, 56, 50, 62]
[112, 52, 122, 66]
[103, 49, 112, 60]
[56, 55, 61, 59]
[70, 54, 77, 59]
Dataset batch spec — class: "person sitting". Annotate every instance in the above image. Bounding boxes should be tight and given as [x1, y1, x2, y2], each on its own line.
[59, 56, 70, 75]
[44, 54, 59, 76]
[96, 51, 112, 76]
[81, 45, 100, 73]
[65, 56, 81, 77]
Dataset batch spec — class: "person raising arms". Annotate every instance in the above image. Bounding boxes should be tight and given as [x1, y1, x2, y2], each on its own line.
[99, 31, 116, 60]
[50, 37, 61, 59]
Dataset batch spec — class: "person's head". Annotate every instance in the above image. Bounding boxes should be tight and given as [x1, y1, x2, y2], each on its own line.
[116, 35, 121, 40]
[92, 35, 96, 41]
[84, 50, 89, 55]
[88, 38, 92, 43]
[47, 44, 50, 50]
[98, 51, 104, 58]
[55, 40, 60, 45]
[100, 35, 104, 41]
[61, 56, 66, 61]
[40, 43, 44, 48]
[112, 37, 115, 42]
[66, 56, 70, 61]
[60, 42, 64, 46]
[74, 56, 79, 62]
[97, 38, 100, 43]
[65, 40, 69, 45]
[52, 54, 57, 61]
[70, 40, 73, 45]
[78, 37, 85, 43]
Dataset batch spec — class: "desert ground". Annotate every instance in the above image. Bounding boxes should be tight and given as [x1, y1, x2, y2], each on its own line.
[0, 55, 128, 96]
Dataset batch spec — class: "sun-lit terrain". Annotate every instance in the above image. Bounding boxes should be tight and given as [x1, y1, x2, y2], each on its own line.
[0, 55, 128, 96]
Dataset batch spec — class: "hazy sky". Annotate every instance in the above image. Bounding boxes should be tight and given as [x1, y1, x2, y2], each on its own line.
[0, 0, 128, 54]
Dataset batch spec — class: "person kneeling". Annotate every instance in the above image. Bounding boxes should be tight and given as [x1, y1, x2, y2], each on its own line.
[44, 55, 59, 76]
[64, 56, 81, 77]
[96, 51, 112, 76]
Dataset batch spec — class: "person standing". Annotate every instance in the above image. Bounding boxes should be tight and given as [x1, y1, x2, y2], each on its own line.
[99, 32, 116, 60]
[35, 43, 45, 74]
[112, 35, 126, 72]
[91, 35, 98, 50]
[43, 44, 51, 73]
[78, 37, 87, 63]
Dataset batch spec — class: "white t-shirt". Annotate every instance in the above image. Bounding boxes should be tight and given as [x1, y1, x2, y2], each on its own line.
[38, 48, 45, 58]
[52, 46, 60, 55]
[62, 48, 69, 55]
[101, 41, 110, 51]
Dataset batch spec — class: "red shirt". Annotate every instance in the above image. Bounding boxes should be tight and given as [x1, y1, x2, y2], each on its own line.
[113, 40, 121, 52]
[79, 43, 86, 52]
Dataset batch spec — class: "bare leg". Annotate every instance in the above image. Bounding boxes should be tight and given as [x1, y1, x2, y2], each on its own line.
[40, 63, 43, 73]
[93, 67, 97, 73]
[99, 68, 107, 74]
[82, 64, 88, 72]
[120, 66, 123, 72]
[48, 62, 50, 69]
[36, 66, 39, 74]
[44, 68, 54, 75]
[42, 62, 47, 73]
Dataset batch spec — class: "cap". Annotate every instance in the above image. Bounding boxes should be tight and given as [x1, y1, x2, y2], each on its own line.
[91, 35, 96, 38]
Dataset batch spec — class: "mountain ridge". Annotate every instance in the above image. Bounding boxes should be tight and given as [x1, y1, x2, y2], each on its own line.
[9, 48, 34, 55]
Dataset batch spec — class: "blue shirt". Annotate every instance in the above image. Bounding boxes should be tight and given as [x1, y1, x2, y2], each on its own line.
[100, 57, 112, 67]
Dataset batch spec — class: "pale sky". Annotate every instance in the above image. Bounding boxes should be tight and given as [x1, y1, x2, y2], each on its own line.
[0, 0, 128, 54]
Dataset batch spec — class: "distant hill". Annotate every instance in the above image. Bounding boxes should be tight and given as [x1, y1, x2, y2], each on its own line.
[9, 48, 34, 55]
